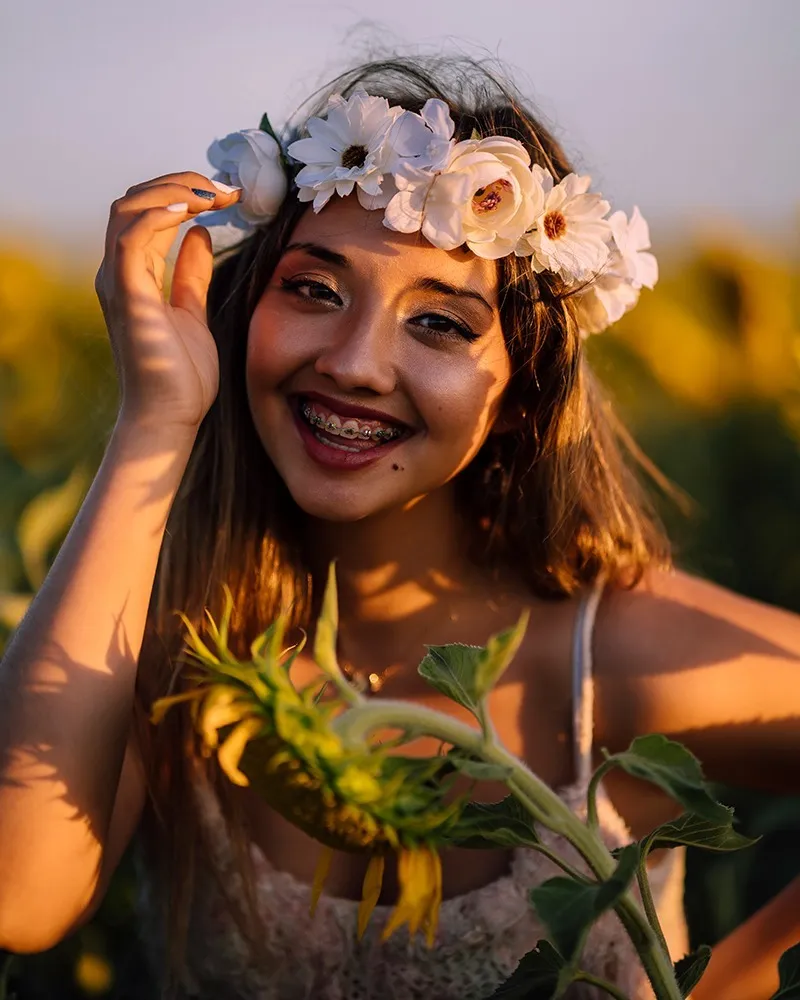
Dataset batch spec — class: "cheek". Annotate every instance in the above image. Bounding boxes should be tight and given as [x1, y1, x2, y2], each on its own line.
[416, 339, 511, 449]
[246, 300, 307, 392]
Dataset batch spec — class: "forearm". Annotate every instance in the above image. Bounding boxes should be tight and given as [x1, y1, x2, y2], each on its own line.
[693, 873, 800, 1000]
[0, 417, 195, 932]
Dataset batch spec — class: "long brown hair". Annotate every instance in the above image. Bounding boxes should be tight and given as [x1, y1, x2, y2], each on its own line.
[134, 56, 671, 994]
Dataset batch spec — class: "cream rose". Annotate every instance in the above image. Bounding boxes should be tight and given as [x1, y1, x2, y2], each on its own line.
[385, 136, 540, 260]
[207, 128, 288, 223]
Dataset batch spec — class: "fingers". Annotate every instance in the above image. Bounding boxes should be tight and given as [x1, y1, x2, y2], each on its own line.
[96, 171, 242, 338]
[124, 171, 239, 199]
[170, 225, 214, 326]
[105, 179, 239, 260]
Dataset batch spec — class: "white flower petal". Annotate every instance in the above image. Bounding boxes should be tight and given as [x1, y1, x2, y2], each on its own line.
[420, 99, 455, 141]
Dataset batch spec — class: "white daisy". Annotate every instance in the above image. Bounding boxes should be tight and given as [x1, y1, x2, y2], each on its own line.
[287, 90, 425, 212]
[572, 266, 641, 337]
[608, 206, 658, 289]
[516, 171, 612, 282]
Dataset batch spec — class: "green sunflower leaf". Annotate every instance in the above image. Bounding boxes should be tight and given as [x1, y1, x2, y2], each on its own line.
[603, 735, 731, 825]
[485, 939, 566, 998]
[418, 642, 484, 718]
[529, 844, 639, 963]
[475, 612, 529, 700]
[674, 945, 711, 998]
[443, 794, 541, 850]
[644, 810, 759, 855]
[419, 614, 528, 720]
[770, 942, 800, 998]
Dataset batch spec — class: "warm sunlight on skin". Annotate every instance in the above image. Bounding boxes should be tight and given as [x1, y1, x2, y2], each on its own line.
[246, 196, 512, 522]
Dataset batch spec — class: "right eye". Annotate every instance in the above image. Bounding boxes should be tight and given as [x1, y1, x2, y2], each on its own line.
[279, 277, 342, 306]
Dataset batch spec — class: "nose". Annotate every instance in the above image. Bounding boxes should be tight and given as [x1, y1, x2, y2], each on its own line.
[313, 306, 397, 396]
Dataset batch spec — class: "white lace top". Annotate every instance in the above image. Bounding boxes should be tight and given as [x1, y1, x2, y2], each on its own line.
[137, 581, 689, 999]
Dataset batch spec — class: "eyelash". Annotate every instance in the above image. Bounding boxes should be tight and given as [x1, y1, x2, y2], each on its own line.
[278, 277, 480, 343]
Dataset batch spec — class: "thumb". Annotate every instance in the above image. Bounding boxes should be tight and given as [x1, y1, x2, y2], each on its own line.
[170, 224, 213, 325]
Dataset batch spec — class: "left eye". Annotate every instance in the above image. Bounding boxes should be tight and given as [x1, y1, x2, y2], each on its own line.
[280, 277, 342, 305]
[411, 313, 478, 342]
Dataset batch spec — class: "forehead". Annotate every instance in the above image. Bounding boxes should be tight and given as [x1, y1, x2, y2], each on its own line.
[286, 196, 500, 305]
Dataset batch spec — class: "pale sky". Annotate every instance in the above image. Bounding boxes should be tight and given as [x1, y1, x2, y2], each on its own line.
[2, 0, 799, 260]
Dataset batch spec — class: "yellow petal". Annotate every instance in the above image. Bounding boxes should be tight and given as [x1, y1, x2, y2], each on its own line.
[421, 847, 443, 948]
[197, 686, 252, 748]
[382, 847, 430, 941]
[310, 844, 334, 917]
[217, 717, 263, 786]
[357, 854, 385, 939]
[149, 690, 202, 725]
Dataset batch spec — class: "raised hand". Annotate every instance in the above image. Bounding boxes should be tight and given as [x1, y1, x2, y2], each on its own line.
[95, 172, 241, 433]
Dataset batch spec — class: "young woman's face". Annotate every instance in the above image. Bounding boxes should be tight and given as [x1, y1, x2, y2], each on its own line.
[246, 196, 512, 522]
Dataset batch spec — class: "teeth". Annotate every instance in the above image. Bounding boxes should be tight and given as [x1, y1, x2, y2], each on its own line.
[340, 420, 360, 440]
[300, 402, 400, 443]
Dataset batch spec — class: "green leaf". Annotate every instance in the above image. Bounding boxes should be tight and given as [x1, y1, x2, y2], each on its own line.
[604, 735, 731, 825]
[258, 112, 280, 143]
[529, 844, 639, 963]
[418, 642, 484, 718]
[313, 562, 349, 686]
[646, 810, 759, 854]
[443, 794, 541, 850]
[674, 945, 711, 997]
[771, 943, 800, 998]
[445, 756, 513, 782]
[485, 940, 566, 999]
[419, 616, 528, 720]
[475, 612, 529, 700]
[470, 127, 482, 141]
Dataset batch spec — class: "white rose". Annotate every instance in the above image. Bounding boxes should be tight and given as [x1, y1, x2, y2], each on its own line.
[385, 136, 539, 260]
[207, 128, 288, 223]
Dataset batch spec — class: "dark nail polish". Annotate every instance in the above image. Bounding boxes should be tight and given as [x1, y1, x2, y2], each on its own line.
[191, 188, 216, 201]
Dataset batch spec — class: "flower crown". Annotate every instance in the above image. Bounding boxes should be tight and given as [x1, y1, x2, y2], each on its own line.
[204, 90, 658, 336]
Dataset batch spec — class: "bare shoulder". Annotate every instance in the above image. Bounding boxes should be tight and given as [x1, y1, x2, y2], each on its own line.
[592, 564, 800, 790]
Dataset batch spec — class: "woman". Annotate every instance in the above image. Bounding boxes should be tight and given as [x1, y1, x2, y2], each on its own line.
[1, 57, 798, 999]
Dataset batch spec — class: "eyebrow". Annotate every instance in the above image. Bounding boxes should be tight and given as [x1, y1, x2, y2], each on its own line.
[283, 241, 495, 315]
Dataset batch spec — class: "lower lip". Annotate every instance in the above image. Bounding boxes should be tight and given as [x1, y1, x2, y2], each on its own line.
[291, 402, 407, 470]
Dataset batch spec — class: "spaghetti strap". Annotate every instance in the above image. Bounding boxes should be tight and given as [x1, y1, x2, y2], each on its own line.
[571, 574, 607, 786]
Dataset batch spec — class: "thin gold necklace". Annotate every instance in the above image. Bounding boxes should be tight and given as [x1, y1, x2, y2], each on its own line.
[339, 658, 403, 695]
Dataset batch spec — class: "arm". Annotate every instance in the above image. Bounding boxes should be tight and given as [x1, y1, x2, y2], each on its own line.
[691, 874, 800, 1000]
[595, 567, 800, 997]
[0, 419, 195, 952]
[595, 567, 800, 794]
[0, 171, 234, 952]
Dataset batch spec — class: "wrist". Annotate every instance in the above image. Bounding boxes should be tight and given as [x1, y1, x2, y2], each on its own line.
[113, 410, 201, 456]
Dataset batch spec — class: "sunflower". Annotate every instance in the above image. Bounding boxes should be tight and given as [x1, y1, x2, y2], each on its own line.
[151, 566, 473, 945]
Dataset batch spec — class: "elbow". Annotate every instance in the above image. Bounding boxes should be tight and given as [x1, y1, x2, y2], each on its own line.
[0, 915, 71, 955]
[0, 889, 98, 955]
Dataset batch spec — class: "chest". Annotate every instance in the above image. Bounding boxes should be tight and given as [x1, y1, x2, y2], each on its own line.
[234, 640, 578, 905]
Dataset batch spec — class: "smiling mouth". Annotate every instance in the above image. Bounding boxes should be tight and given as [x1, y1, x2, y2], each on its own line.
[296, 397, 410, 453]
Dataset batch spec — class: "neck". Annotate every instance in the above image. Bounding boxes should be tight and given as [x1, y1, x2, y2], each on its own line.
[304, 485, 480, 668]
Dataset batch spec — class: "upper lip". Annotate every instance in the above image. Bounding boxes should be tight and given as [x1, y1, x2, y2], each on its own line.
[295, 390, 414, 429]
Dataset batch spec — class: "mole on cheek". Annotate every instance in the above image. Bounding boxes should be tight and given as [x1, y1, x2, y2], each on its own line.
[392, 463, 404, 472]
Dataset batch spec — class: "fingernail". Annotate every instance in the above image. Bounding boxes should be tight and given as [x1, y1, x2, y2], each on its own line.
[166, 202, 189, 213]
[191, 188, 216, 201]
[211, 180, 241, 194]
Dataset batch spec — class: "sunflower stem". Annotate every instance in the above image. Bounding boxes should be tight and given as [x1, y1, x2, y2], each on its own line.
[331, 698, 682, 1000]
